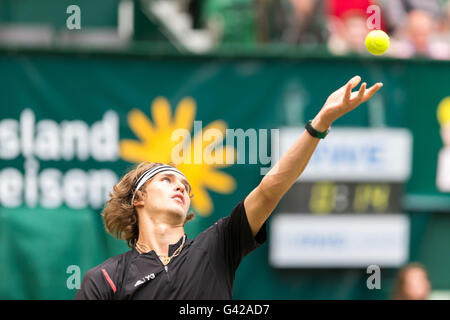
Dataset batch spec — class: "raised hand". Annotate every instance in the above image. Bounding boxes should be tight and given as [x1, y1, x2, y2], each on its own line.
[245, 76, 383, 237]
[312, 76, 383, 131]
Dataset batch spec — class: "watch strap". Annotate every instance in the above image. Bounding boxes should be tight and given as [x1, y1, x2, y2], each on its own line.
[305, 120, 329, 139]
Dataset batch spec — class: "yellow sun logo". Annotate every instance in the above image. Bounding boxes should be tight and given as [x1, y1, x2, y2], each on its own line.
[120, 97, 237, 216]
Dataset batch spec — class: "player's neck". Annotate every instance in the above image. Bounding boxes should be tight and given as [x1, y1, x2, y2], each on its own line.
[136, 213, 185, 256]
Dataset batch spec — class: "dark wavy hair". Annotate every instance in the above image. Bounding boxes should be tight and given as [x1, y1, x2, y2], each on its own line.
[102, 162, 194, 248]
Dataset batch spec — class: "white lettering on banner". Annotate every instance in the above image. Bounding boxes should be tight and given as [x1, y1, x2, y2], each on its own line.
[88, 170, 119, 208]
[25, 157, 39, 207]
[0, 168, 23, 208]
[0, 109, 121, 210]
[40, 169, 63, 208]
[0, 119, 20, 159]
[61, 120, 90, 161]
[21, 109, 34, 158]
[35, 120, 60, 160]
[273, 127, 413, 182]
[90, 111, 119, 161]
[0, 109, 119, 161]
[63, 169, 88, 209]
[0, 160, 118, 209]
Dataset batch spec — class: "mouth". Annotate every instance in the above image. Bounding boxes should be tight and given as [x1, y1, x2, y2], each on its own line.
[171, 194, 185, 206]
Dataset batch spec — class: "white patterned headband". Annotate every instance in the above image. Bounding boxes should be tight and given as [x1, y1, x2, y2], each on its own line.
[131, 165, 187, 205]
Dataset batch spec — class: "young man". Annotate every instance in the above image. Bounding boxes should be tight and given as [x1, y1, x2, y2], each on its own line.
[75, 76, 382, 300]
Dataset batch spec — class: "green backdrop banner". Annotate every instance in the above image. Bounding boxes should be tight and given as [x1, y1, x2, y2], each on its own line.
[0, 50, 449, 299]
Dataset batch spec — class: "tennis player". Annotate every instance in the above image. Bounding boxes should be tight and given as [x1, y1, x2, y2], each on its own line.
[75, 76, 382, 300]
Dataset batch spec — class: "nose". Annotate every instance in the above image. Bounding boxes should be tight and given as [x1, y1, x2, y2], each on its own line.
[174, 181, 185, 193]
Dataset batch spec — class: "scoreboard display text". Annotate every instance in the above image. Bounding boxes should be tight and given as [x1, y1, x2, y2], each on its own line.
[278, 182, 403, 214]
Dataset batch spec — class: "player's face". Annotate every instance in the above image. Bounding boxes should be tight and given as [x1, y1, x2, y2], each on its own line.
[141, 172, 191, 219]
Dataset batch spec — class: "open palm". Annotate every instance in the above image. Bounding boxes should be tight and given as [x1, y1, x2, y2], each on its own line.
[318, 76, 383, 127]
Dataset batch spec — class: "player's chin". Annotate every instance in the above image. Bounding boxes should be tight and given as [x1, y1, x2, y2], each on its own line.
[168, 202, 188, 218]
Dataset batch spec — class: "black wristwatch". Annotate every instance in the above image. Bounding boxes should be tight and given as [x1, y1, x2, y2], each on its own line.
[305, 120, 329, 139]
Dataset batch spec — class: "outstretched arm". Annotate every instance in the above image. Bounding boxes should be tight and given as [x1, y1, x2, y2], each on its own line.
[244, 76, 383, 236]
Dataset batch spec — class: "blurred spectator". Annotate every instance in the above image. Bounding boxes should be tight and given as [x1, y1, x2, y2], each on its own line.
[259, 0, 328, 46]
[384, 0, 450, 59]
[383, 0, 443, 33]
[326, 0, 386, 55]
[197, 0, 449, 59]
[391, 262, 431, 300]
[440, 1, 450, 39]
[443, 1, 450, 48]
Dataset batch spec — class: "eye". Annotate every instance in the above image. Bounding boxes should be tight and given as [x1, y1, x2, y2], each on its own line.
[162, 177, 170, 182]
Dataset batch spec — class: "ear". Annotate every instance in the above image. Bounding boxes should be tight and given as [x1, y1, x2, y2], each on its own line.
[133, 190, 146, 207]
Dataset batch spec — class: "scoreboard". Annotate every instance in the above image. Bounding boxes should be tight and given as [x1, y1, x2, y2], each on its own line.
[278, 182, 403, 214]
[269, 127, 413, 268]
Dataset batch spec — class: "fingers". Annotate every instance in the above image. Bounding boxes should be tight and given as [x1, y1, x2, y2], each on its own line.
[362, 82, 383, 102]
[344, 82, 352, 102]
[344, 75, 361, 102]
[348, 75, 362, 88]
[351, 82, 366, 103]
[342, 77, 382, 108]
[340, 75, 360, 90]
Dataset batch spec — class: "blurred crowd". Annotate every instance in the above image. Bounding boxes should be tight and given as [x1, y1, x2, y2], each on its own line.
[187, 0, 450, 59]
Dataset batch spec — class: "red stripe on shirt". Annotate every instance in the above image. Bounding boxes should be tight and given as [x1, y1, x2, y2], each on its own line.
[101, 268, 117, 293]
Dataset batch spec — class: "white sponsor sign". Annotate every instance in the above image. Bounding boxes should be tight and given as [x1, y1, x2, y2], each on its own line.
[272, 127, 413, 181]
[269, 213, 409, 268]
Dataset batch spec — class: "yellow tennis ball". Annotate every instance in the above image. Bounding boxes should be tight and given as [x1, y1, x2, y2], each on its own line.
[365, 30, 390, 55]
[437, 97, 450, 125]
